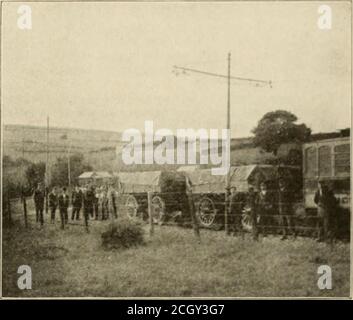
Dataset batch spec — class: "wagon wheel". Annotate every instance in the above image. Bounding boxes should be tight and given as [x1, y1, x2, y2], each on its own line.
[125, 195, 139, 219]
[151, 196, 166, 224]
[293, 202, 306, 220]
[241, 207, 253, 232]
[197, 196, 217, 227]
[241, 206, 262, 232]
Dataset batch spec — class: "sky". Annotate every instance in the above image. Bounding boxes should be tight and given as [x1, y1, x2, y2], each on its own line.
[1, 1, 351, 138]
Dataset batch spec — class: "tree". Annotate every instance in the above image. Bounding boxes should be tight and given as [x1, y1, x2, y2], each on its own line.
[3, 155, 14, 167]
[252, 110, 311, 156]
[25, 162, 46, 191]
[50, 153, 92, 187]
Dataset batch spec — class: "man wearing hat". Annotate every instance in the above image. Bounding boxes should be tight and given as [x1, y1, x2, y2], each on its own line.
[255, 181, 275, 237]
[277, 178, 296, 240]
[229, 186, 245, 238]
[49, 186, 59, 224]
[58, 187, 69, 229]
[83, 184, 95, 232]
[71, 185, 83, 220]
[314, 180, 338, 242]
[33, 182, 45, 226]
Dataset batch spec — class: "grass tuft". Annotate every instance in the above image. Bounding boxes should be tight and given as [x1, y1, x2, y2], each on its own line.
[101, 218, 145, 250]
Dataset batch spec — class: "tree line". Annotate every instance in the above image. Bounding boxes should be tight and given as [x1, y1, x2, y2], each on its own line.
[3, 153, 92, 199]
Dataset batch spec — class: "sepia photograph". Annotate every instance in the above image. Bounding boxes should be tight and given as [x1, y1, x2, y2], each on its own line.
[0, 1, 352, 299]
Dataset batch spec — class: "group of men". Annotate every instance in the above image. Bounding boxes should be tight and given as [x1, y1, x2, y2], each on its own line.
[228, 179, 338, 242]
[33, 183, 118, 231]
[33, 177, 338, 241]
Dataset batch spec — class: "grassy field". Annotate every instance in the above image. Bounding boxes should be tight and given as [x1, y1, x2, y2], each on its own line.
[2, 209, 351, 298]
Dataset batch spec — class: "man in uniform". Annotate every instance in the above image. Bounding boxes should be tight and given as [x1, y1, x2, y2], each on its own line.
[49, 187, 59, 224]
[314, 181, 337, 243]
[108, 184, 118, 219]
[255, 181, 275, 237]
[58, 187, 69, 229]
[228, 186, 245, 239]
[246, 186, 258, 240]
[277, 178, 296, 240]
[33, 183, 45, 226]
[71, 185, 83, 220]
[83, 184, 95, 232]
[101, 186, 109, 220]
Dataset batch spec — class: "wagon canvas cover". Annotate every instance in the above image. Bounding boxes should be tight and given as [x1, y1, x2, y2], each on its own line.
[119, 171, 186, 193]
[187, 165, 278, 193]
[119, 171, 162, 193]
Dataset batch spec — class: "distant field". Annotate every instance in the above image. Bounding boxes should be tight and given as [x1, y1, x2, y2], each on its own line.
[2, 124, 286, 172]
[2, 204, 350, 298]
[3, 124, 123, 171]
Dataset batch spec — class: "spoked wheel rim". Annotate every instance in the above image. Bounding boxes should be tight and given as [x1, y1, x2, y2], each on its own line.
[151, 196, 165, 224]
[198, 197, 217, 227]
[241, 208, 253, 232]
[125, 195, 138, 219]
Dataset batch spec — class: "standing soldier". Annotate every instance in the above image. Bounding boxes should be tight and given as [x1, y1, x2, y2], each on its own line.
[58, 188, 69, 229]
[108, 184, 118, 219]
[83, 185, 95, 232]
[277, 178, 296, 240]
[255, 181, 274, 237]
[314, 181, 337, 243]
[102, 187, 109, 220]
[97, 187, 104, 220]
[98, 186, 106, 220]
[33, 183, 45, 226]
[229, 186, 245, 239]
[49, 187, 59, 224]
[71, 185, 83, 220]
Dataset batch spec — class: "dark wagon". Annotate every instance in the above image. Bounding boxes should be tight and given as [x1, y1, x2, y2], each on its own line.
[185, 165, 301, 230]
[302, 136, 350, 238]
[118, 170, 188, 223]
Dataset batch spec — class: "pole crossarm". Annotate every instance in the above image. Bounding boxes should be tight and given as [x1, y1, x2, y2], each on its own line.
[173, 53, 272, 236]
[173, 65, 272, 88]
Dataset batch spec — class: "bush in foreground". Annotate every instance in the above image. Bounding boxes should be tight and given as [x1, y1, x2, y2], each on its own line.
[101, 219, 145, 250]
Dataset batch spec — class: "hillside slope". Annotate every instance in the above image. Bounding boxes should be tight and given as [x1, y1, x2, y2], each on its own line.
[3, 124, 302, 172]
[3, 124, 124, 171]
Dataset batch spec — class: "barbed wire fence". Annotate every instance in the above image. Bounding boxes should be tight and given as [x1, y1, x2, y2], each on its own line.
[3, 189, 346, 241]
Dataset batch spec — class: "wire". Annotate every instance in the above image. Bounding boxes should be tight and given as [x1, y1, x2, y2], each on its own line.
[173, 65, 272, 88]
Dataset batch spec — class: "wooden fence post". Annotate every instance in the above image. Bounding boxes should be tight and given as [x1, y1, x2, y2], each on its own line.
[147, 191, 154, 237]
[7, 190, 12, 226]
[45, 187, 49, 214]
[22, 193, 28, 228]
[188, 193, 201, 243]
[225, 188, 230, 236]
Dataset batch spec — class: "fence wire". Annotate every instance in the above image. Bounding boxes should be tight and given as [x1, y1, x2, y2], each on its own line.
[4, 190, 345, 239]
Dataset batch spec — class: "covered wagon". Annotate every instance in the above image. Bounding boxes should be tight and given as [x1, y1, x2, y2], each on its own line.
[185, 165, 301, 229]
[118, 170, 188, 223]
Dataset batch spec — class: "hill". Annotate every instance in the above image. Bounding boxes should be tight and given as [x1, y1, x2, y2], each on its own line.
[3, 124, 305, 172]
[3, 124, 124, 171]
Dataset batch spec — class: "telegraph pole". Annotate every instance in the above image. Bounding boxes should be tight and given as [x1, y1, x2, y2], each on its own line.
[67, 141, 72, 188]
[225, 52, 231, 235]
[46, 116, 50, 185]
[173, 53, 272, 236]
[45, 116, 50, 214]
[22, 128, 28, 228]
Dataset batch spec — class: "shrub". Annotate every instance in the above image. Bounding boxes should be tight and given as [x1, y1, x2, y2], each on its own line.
[101, 219, 145, 250]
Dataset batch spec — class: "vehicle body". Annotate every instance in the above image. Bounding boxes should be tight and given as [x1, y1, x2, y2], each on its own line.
[302, 136, 350, 237]
[78, 171, 113, 186]
[185, 165, 301, 229]
[118, 170, 188, 223]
